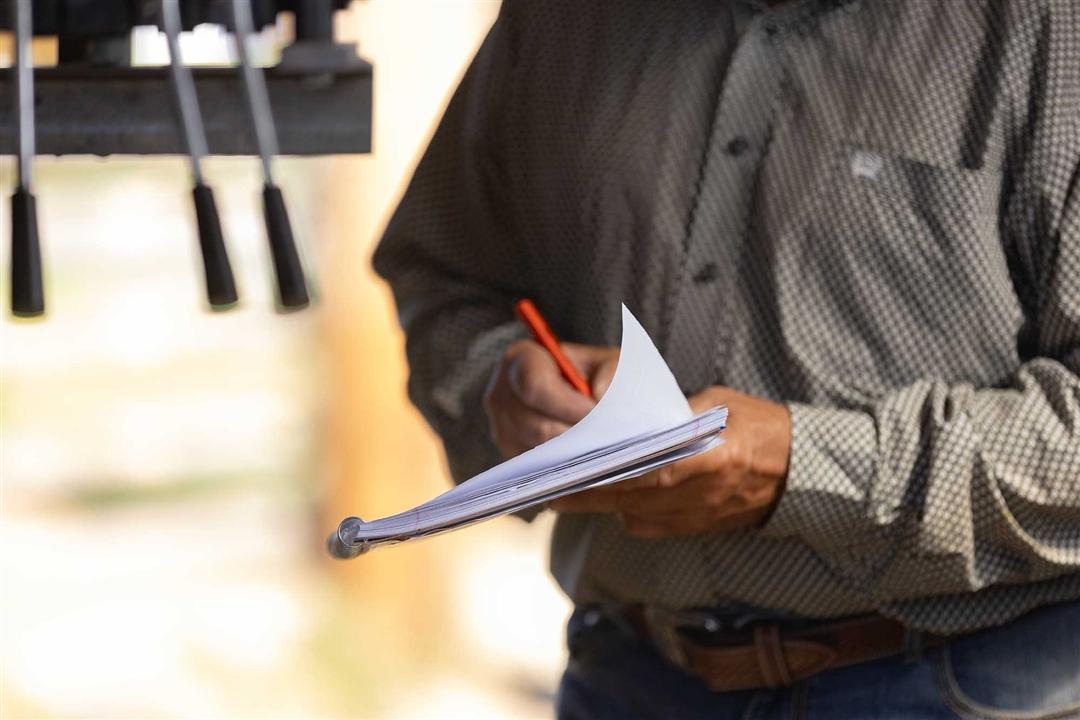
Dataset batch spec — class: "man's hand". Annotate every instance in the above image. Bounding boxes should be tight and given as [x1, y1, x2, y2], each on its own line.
[549, 387, 791, 538]
[483, 340, 619, 458]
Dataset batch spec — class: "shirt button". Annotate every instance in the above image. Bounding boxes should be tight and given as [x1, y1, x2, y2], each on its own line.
[693, 262, 719, 285]
[764, 21, 779, 36]
[725, 137, 749, 156]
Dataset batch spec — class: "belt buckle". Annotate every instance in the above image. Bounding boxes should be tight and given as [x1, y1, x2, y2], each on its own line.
[642, 606, 690, 667]
[641, 606, 727, 669]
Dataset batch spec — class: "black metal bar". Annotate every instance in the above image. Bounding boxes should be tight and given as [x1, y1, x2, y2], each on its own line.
[0, 1, 352, 34]
[0, 64, 372, 156]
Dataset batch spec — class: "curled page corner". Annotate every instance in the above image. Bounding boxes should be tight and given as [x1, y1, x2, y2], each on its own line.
[437, 304, 690, 500]
[569, 304, 692, 444]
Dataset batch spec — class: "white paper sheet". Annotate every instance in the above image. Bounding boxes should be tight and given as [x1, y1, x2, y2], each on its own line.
[328, 305, 726, 556]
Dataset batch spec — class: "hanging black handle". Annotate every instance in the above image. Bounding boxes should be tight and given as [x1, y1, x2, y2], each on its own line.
[262, 184, 309, 309]
[192, 183, 239, 308]
[11, 187, 44, 317]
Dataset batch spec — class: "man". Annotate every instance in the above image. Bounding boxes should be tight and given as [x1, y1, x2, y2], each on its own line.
[374, 0, 1080, 717]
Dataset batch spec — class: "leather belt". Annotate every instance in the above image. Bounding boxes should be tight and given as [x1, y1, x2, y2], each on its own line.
[623, 605, 952, 693]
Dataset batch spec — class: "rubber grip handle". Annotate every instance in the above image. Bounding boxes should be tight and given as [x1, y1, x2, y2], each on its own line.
[11, 187, 44, 317]
[262, 184, 310, 309]
[192, 183, 239, 308]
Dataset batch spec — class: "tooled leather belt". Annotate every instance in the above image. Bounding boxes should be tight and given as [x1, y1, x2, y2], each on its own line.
[623, 605, 954, 693]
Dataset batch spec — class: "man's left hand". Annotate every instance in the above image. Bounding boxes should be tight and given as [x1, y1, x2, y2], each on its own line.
[549, 387, 791, 538]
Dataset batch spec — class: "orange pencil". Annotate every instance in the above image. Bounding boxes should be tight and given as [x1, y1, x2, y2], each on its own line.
[514, 299, 594, 399]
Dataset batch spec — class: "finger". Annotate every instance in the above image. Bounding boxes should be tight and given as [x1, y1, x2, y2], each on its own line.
[548, 487, 623, 513]
[591, 357, 619, 400]
[608, 446, 726, 493]
[562, 344, 620, 399]
[621, 475, 781, 530]
[688, 387, 734, 414]
[492, 405, 572, 454]
[622, 510, 716, 538]
[509, 348, 596, 423]
[660, 450, 718, 486]
[616, 473, 726, 516]
[621, 514, 678, 539]
[510, 406, 573, 448]
[688, 393, 717, 415]
[550, 456, 709, 510]
[601, 468, 670, 493]
[622, 502, 716, 526]
[562, 343, 619, 375]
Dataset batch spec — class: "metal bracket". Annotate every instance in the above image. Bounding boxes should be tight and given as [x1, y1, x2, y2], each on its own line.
[0, 63, 372, 156]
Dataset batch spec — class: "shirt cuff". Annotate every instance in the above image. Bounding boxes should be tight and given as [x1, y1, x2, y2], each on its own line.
[431, 319, 525, 423]
[436, 320, 527, 486]
[758, 403, 878, 550]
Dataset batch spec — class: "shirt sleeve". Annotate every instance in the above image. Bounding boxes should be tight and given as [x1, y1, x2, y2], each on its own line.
[372, 5, 528, 486]
[761, 8, 1080, 601]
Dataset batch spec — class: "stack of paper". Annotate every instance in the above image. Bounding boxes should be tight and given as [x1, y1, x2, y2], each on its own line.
[327, 306, 727, 558]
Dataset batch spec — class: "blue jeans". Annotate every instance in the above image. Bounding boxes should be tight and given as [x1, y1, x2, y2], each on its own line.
[556, 601, 1080, 720]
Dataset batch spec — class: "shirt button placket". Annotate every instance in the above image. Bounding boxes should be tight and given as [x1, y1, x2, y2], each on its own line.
[665, 15, 785, 392]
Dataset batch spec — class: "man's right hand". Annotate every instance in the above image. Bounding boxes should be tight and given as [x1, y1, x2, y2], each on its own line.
[483, 340, 619, 458]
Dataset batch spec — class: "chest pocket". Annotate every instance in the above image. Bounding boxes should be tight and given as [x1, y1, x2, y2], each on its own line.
[777, 144, 1022, 395]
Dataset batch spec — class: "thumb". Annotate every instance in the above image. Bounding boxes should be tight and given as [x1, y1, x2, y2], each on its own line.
[592, 357, 619, 400]
[562, 344, 619, 374]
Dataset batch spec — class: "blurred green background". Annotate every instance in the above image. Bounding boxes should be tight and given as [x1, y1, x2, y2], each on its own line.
[1, 3, 571, 717]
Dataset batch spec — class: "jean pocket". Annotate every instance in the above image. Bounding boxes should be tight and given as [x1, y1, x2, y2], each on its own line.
[933, 602, 1080, 720]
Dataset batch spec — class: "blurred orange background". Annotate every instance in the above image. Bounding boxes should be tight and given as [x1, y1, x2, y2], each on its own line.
[1, 2, 572, 717]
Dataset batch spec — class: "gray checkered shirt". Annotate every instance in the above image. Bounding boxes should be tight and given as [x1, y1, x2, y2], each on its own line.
[373, 0, 1080, 633]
